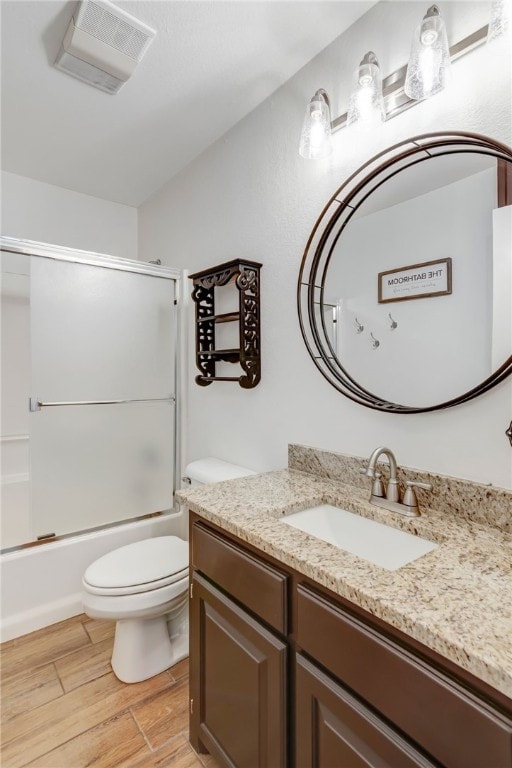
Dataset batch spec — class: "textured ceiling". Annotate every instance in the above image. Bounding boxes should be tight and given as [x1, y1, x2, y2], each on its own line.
[1, 0, 375, 207]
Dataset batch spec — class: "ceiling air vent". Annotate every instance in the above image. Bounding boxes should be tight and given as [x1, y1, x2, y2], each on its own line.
[54, 0, 156, 94]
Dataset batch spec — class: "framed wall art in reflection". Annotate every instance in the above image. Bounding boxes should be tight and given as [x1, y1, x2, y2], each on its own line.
[378, 258, 452, 304]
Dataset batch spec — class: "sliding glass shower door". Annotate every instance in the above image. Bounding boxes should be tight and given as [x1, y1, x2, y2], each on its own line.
[1, 243, 178, 549]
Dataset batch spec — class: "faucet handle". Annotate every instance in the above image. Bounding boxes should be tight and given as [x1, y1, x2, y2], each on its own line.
[371, 471, 385, 498]
[403, 480, 433, 508]
[360, 466, 385, 497]
[406, 480, 433, 491]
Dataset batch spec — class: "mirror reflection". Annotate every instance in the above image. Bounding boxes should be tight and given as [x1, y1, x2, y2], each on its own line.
[322, 153, 511, 407]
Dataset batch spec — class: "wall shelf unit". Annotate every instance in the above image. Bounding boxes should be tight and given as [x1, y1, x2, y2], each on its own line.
[189, 259, 262, 388]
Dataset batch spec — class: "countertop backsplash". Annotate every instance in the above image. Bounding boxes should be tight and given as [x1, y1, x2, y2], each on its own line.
[288, 443, 512, 533]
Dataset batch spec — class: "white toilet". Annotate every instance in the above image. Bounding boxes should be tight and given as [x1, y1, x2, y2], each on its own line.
[82, 458, 256, 683]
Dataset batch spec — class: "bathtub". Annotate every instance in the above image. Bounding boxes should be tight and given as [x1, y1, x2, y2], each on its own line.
[0, 509, 187, 642]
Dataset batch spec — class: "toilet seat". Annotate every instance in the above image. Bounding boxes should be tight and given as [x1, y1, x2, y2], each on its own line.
[82, 572, 189, 622]
[83, 536, 189, 597]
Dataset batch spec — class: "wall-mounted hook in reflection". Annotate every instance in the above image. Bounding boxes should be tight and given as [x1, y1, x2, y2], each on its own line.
[370, 332, 380, 349]
[354, 317, 364, 334]
[388, 313, 398, 330]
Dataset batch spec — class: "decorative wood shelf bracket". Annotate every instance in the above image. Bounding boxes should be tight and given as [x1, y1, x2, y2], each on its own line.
[189, 259, 262, 388]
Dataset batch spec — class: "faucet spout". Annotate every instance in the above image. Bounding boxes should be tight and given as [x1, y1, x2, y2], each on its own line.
[365, 446, 398, 480]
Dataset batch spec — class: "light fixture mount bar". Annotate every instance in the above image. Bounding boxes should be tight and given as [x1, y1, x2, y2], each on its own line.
[331, 24, 488, 132]
[425, 5, 441, 19]
[361, 51, 379, 67]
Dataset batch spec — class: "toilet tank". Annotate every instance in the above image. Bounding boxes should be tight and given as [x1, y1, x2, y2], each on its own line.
[183, 457, 257, 488]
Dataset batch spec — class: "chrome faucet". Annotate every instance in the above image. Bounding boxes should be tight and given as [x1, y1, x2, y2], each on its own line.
[362, 446, 432, 517]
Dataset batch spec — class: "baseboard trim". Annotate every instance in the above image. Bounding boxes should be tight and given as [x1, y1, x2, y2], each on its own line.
[0, 593, 84, 643]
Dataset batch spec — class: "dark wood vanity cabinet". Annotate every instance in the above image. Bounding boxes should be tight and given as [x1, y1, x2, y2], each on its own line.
[189, 521, 288, 768]
[189, 515, 512, 768]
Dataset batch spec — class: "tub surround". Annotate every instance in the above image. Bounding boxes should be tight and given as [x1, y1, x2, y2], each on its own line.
[177, 445, 512, 699]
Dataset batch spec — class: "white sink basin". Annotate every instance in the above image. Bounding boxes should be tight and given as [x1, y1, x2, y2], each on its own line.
[281, 504, 437, 571]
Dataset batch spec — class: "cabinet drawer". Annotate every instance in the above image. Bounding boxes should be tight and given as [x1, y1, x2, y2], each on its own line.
[297, 585, 512, 768]
[192, 522, 288, 633]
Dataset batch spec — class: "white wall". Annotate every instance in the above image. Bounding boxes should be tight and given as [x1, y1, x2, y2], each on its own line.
[139, 1, 512, 489]
[1, 171, 137, 260]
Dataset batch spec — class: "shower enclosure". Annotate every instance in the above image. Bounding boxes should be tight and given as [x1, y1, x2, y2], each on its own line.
[1, 236, 181, 553]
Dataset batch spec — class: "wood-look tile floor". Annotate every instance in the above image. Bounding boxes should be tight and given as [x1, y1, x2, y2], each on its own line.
[0, 615, 221, 768]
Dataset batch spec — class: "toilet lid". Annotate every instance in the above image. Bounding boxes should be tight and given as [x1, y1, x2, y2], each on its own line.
[83, 536, 188, 590]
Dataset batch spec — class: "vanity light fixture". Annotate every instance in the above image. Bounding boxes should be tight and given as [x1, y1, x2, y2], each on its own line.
[299, 8, 491, 158]
[347, 52, 385, 130]
[299, 89, 333, 160]
[404, 5, 451, 101]
[488, 0, 509, 41]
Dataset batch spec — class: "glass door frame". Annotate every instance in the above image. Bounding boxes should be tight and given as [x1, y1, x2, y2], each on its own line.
[0, 235, 183, 550]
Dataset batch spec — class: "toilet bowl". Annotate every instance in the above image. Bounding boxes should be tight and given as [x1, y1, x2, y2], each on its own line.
[82, 536, 189, 683]
[82, 457, 256, 683]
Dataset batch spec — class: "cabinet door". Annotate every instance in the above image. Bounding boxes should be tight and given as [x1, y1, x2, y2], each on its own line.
[190, 572, 287, 768]
[295, 654, 435, 768]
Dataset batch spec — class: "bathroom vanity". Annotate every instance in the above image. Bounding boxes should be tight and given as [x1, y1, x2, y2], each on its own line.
[178, 446, 512, 768]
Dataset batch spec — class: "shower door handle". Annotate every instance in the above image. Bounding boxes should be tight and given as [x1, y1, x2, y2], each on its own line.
[29, 396, 175, 411]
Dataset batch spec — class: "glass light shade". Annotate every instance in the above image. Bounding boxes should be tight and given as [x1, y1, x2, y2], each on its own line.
[404, 5, 451, 101]
[299, 90, 332, 160]
[488, 0, 509, 41]
[347, 53, 385, 130]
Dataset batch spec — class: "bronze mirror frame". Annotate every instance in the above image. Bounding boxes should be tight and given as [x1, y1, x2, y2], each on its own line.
[298, 132, 512, 413]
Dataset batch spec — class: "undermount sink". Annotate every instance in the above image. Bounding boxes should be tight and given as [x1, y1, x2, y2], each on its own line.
[281, 504, 437, 571]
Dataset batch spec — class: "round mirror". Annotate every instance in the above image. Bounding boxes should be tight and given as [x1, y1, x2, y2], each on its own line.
[298, 133, 512, 413]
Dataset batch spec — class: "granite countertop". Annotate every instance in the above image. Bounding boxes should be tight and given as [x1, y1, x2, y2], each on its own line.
[177, 468, 512, 699]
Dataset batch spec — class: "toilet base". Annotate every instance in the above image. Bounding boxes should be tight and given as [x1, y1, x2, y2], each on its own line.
[111, 610, 188, 684]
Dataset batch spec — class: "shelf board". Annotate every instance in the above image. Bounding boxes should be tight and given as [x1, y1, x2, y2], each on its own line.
[197, 312, 240, 325]
[198, 348, 240, 362]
